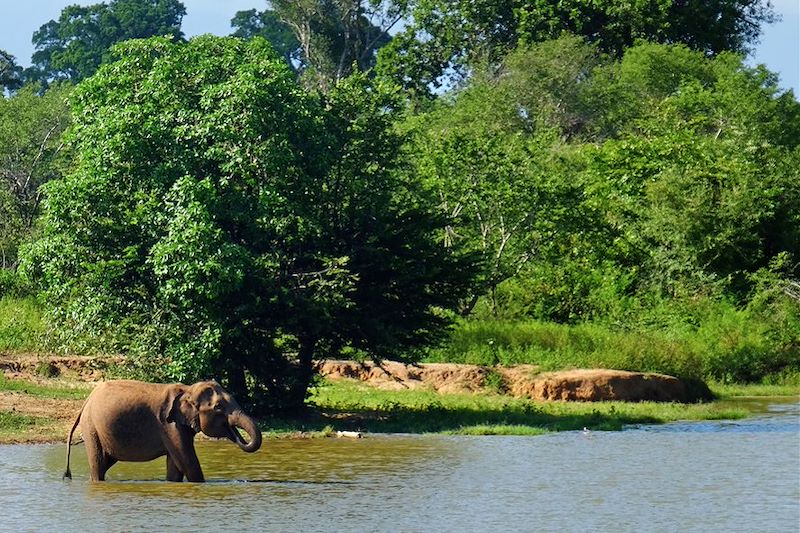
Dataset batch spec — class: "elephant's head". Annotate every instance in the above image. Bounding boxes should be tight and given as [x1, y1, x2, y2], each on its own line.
[170, 380, 262, 453]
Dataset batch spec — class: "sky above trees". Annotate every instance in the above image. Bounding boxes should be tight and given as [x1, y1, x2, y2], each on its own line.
[1, 0, 798, 94]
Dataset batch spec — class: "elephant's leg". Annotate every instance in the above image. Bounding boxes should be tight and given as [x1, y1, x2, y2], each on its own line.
[166, 455, 184, 482]
[83, 431, 107, 481]
[84, 431, 111, 481]
[101, 456, 118, 480]
[162, 428, 204, 482]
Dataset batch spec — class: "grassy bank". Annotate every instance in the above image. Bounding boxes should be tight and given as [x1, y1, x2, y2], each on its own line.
[0, 369, 797, 442]
[259, 379, 795, 437]
[302, 380, 750, 435]
[0, 295, 798, 440]
[2, 296, 798, 385]
[0, 373, 90, 400]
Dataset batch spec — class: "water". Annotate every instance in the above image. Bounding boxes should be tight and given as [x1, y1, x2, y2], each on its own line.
[1, 398, 798, 533]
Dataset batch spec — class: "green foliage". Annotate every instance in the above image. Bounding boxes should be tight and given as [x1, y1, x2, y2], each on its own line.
[516, 0, 775, 56]
[376, 0, 518, 97]
[428, 319, 700, 379]
[581, 45, 800, 299]
[230, 8, 300, 67]
[0, 50, 23, 93]
[22, 36, 474, 412]
[27, 0, 186, 84]
[428, 291, 800, 384]
[259, 1, 400, 90]
[0, 297, 43, 351]
[0, 84, 72, 267]
[405, 40, 595, 314]
[378, 0, 776, 97]
[0, 269, 32, 298]
[410, 38, 799, 325]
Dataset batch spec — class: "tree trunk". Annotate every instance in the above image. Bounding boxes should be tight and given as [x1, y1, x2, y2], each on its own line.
[288, 334, 317, 411]
[227, 364, 248, 404]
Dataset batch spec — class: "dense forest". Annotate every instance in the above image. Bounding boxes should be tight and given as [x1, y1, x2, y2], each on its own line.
[1, 0, 798, 412]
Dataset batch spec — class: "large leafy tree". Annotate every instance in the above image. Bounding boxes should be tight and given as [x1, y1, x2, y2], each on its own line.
[0, 84, 71, 267]
[230, 8, 301, 67]
[408, 36, 798, 321]
[0, 51, 24, 93]
[235, 1, 403, 90]
[583, 44, 800, 299]
[378, 0, 777, 97]
[27, 0, 186, 83]
[406, 36, 600, 317]
[23, 36, 473, 411]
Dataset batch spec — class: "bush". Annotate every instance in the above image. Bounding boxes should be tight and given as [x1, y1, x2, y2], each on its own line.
[0, 269, 30, 298]
[0, 297, 43, 351]
[428, 290, 800, 384]
[426, 319, 705, 380]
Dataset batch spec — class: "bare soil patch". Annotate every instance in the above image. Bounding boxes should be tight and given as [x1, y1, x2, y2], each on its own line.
[0, 352, 106, 443]
[319, 360, 707, 402]
[0, 393, 85, 443]
[0, 352, 121, 383]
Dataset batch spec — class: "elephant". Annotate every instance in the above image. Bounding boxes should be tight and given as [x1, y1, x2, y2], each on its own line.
[63, 379, 262, 482]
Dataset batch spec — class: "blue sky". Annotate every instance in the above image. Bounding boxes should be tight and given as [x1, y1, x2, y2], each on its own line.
[2, 0, 798, 95]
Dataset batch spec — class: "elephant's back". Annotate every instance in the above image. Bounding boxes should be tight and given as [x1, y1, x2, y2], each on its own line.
[87, 380, 170, 408]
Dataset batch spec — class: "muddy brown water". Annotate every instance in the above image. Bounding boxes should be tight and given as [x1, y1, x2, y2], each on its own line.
[1, 398, 798, 533]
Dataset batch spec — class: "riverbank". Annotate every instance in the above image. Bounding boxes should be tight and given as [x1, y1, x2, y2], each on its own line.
[1, 353, 797, 443]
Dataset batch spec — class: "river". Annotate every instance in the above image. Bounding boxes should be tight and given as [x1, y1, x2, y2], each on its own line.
[1, 397, 798, 532]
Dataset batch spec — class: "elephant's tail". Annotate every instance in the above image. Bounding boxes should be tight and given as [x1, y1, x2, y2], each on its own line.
[63, 407, 83, 480]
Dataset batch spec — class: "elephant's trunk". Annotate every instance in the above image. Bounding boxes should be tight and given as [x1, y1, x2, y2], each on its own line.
[227, 410, 262, 453]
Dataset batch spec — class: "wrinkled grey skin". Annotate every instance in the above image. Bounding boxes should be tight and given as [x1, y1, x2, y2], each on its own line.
[64, 380, 262, 482]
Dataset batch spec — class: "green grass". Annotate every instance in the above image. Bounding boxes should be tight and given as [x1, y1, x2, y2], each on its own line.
[0, 411, 42, 433]
[426, 315, 800, 384]
[0, 373, 90, 400]
[445, 425, 549, 436]
[0, 296, 43, 351]
[259, 379, 750, 436]
[710, 381, 800, 399]
[425, 320, 705, 378]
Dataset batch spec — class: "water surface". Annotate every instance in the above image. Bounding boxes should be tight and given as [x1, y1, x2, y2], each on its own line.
[2, 398, 798, 532]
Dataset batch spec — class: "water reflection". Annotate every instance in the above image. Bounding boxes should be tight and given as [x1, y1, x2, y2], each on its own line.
[1, 398, 798, 533]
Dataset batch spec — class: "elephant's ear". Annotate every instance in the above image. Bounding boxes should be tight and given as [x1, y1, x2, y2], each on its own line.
[162, 386, 199, 432]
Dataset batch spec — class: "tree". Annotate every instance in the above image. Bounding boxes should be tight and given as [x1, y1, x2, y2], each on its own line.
[267, 0, 403, 90]
[406, 42, 587, 315]
[516, 0, 777, 56]
[0, 51, 23, 93]
[230, 8, 300, 67]
[0, 84, 71, 267]
[378, 0, 777, 98]
[581, 44, 800, 300]
[406, 37, 799, 322]
[22, 36, 473, 411]
[27, 0, 186, 83]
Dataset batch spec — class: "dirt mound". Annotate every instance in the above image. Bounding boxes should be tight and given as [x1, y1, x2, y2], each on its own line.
[320, 361, 706, 402]
[0, 352, 120, 382]
[320, 361, 491, 394]
[508, 368, 694, 402]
